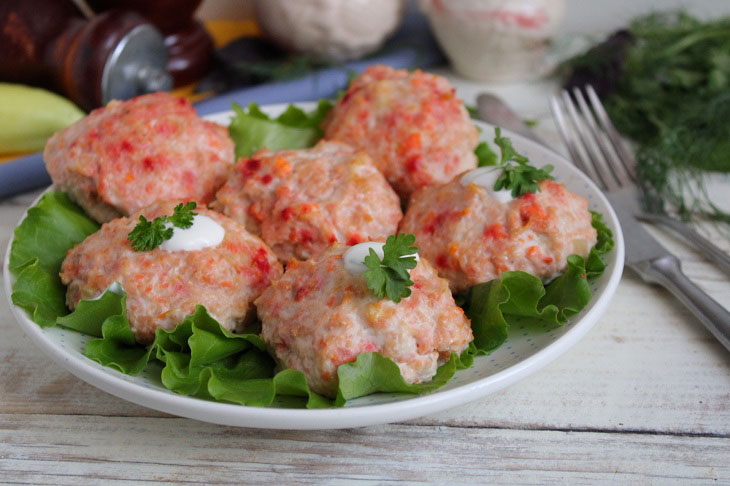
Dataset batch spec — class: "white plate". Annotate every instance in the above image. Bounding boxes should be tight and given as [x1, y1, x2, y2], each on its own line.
[3, 103, 624, 429]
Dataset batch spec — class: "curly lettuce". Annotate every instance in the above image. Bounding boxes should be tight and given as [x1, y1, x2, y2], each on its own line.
[462, 211, 614, 353]
[228, 101, 333, 158]
[9, 191, 99, 327]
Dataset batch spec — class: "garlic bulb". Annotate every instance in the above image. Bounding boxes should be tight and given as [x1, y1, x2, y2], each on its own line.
[254, 0, 406, 61]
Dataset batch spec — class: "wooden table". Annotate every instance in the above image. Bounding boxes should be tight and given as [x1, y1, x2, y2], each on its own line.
[1, 79, 729, 484]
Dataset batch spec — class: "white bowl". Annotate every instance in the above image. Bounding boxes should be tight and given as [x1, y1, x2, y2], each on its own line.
[420, 0, 566, 82]
[3, 103, 624, 429]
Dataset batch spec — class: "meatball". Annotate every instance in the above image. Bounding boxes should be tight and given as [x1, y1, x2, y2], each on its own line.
[213, 140, 402, 262]
[60, 201, 283, 344]
[45, 93, 234, 223]
[323, 65, 479, 198]
[255, 246, 473, 397]
[400, 179, 597, 293]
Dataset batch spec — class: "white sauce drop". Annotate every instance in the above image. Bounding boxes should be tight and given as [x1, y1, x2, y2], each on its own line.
[91, 281, 124, 300]
[343, 242, 419, 277]
[460, 167, 514, 203]
[160, 214, 225, 252]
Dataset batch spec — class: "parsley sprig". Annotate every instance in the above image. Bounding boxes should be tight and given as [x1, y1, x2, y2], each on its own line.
[491, 127, 554, 198]
[127, 202, 198, 252]
[363, 234, 418, 303]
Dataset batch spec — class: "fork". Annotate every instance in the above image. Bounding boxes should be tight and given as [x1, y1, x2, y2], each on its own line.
[550, 85, 730, 352]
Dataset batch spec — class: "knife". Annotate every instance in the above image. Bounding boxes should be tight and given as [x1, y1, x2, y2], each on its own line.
[476, 93, 544, 145]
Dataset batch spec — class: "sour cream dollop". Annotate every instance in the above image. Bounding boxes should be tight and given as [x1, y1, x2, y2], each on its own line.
[460, 166, 514, 203]
[160, 214, 225, 252]
[343, 242, 419, 276]
[91, 281, 124, 300]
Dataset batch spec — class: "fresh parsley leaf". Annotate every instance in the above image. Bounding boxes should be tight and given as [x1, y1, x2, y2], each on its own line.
[475, 141, 498, 167]
[494, 127, 529, 166]
[127, 215, 172, 252]
[466, 104, 480, 119]
[127, 202, 198, 252]
[492, 127, 554, 198]
[494, 162, 555, 198]
[363, 234, 418, 303]
[168, 201, 197, 229]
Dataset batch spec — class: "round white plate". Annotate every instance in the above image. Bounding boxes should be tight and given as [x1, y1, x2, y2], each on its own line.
[3, 103, 624, 429]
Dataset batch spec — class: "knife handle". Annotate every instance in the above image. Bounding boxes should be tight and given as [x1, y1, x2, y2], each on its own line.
[633, 254, 730, 352]
[636, 212, 730, 277]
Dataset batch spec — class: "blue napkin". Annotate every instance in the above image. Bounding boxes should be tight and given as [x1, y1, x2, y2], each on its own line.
[0, 10, 443, 199]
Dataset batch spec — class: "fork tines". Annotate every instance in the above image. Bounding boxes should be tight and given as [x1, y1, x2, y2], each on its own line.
[550, 85, 637, 192]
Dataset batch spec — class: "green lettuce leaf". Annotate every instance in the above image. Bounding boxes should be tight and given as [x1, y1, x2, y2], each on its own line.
[228, 101, 333, 158]
[10, 259, 69, 328]
[463, 210, 614, 353]
[62, 288, 475, 408]
[335, 349, 473, 406]
[9, 191, 99, 327]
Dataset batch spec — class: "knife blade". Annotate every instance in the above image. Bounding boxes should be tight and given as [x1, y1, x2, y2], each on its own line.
[604, 187, 672, 265]
[476, 93, 544, 145]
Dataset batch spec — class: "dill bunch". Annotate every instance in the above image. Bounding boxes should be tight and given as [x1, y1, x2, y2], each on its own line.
[561, 12, 730, 229]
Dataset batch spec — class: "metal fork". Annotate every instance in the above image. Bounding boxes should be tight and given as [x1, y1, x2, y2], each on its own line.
[551, 85, 730, 352]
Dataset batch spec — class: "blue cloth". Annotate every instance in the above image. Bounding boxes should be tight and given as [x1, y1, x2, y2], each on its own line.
[0, 10, 443, 199]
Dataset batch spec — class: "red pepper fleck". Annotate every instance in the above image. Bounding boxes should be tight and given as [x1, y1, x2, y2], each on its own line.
[142, 157, 155, 170]
[405, 155, 421, 173]
[242, 158, 261, 176]
[436, 254, 449, 268]
[484, 223, 507, 240]
[424, 211, 451, 235]
[543, 257, 554, 264]
[295, 287, 309, 301]
[253, 248, 271, 275]
[346, 234, 362, 246]
[281, 207, 293, 220]
[120, 140, 133, 152]
[299, 229, 314, 244]
[261, 174, 272, 184]
[520, 199, 546, 225]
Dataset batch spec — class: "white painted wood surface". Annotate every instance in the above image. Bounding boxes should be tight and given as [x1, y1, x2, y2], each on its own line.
[2, 80, 730, 483]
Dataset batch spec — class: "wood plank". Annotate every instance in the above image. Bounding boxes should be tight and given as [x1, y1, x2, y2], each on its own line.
[0, 414, 728, 485]
[414, 276, 730, 434]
